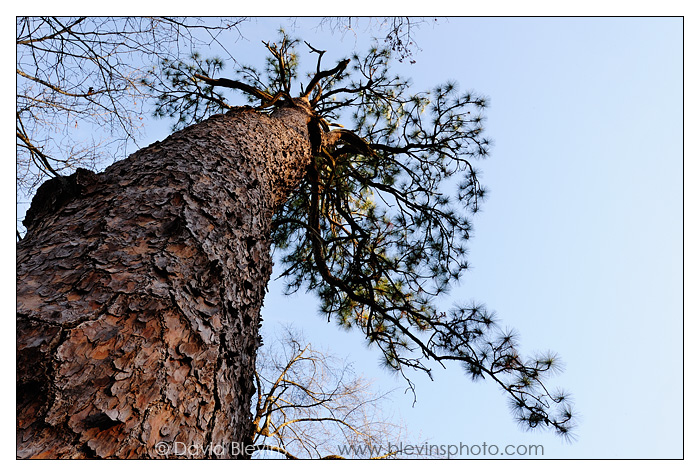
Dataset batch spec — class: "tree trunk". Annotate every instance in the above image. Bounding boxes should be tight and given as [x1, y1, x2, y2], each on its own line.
[16, 104, 314, 458]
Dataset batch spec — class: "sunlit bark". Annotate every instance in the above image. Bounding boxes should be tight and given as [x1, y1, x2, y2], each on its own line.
[17, 105, 313, 458]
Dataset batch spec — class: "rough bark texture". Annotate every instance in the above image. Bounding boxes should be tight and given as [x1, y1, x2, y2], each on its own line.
[16, 104, 313, 458]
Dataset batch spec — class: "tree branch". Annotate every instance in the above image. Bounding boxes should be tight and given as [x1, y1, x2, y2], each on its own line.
[302, 58, 351, 101]
[193, 73, 274, 103]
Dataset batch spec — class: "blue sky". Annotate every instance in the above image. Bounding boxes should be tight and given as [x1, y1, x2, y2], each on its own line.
[249, 17, 683, 458]
[10, 16, 683, 460]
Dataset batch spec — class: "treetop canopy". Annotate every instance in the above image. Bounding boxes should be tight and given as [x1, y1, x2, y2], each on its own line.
[148, 32, 575, 439]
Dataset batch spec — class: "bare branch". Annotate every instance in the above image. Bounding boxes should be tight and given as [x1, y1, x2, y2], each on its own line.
[252, 326, 406, 459]
[16, 16, 248, 200]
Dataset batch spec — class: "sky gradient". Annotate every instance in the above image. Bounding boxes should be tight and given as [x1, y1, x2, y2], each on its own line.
[253, 17, 683, 458]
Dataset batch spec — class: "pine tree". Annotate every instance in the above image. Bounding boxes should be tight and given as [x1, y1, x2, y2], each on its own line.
[17, 32, 574, 459]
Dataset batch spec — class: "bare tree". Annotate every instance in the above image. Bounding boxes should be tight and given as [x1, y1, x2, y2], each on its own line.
[16, 17, 245, 199]
[251, 327, 405, 459]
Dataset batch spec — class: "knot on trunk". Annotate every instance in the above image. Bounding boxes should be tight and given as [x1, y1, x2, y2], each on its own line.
[23, 168, 98, 232]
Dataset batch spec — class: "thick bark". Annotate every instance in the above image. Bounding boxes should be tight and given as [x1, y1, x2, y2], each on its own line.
[16, 104, 314, 458]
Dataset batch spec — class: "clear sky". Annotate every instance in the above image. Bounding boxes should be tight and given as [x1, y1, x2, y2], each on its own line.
[244, 17, 684, 459]
[9, 16, 684, 460]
